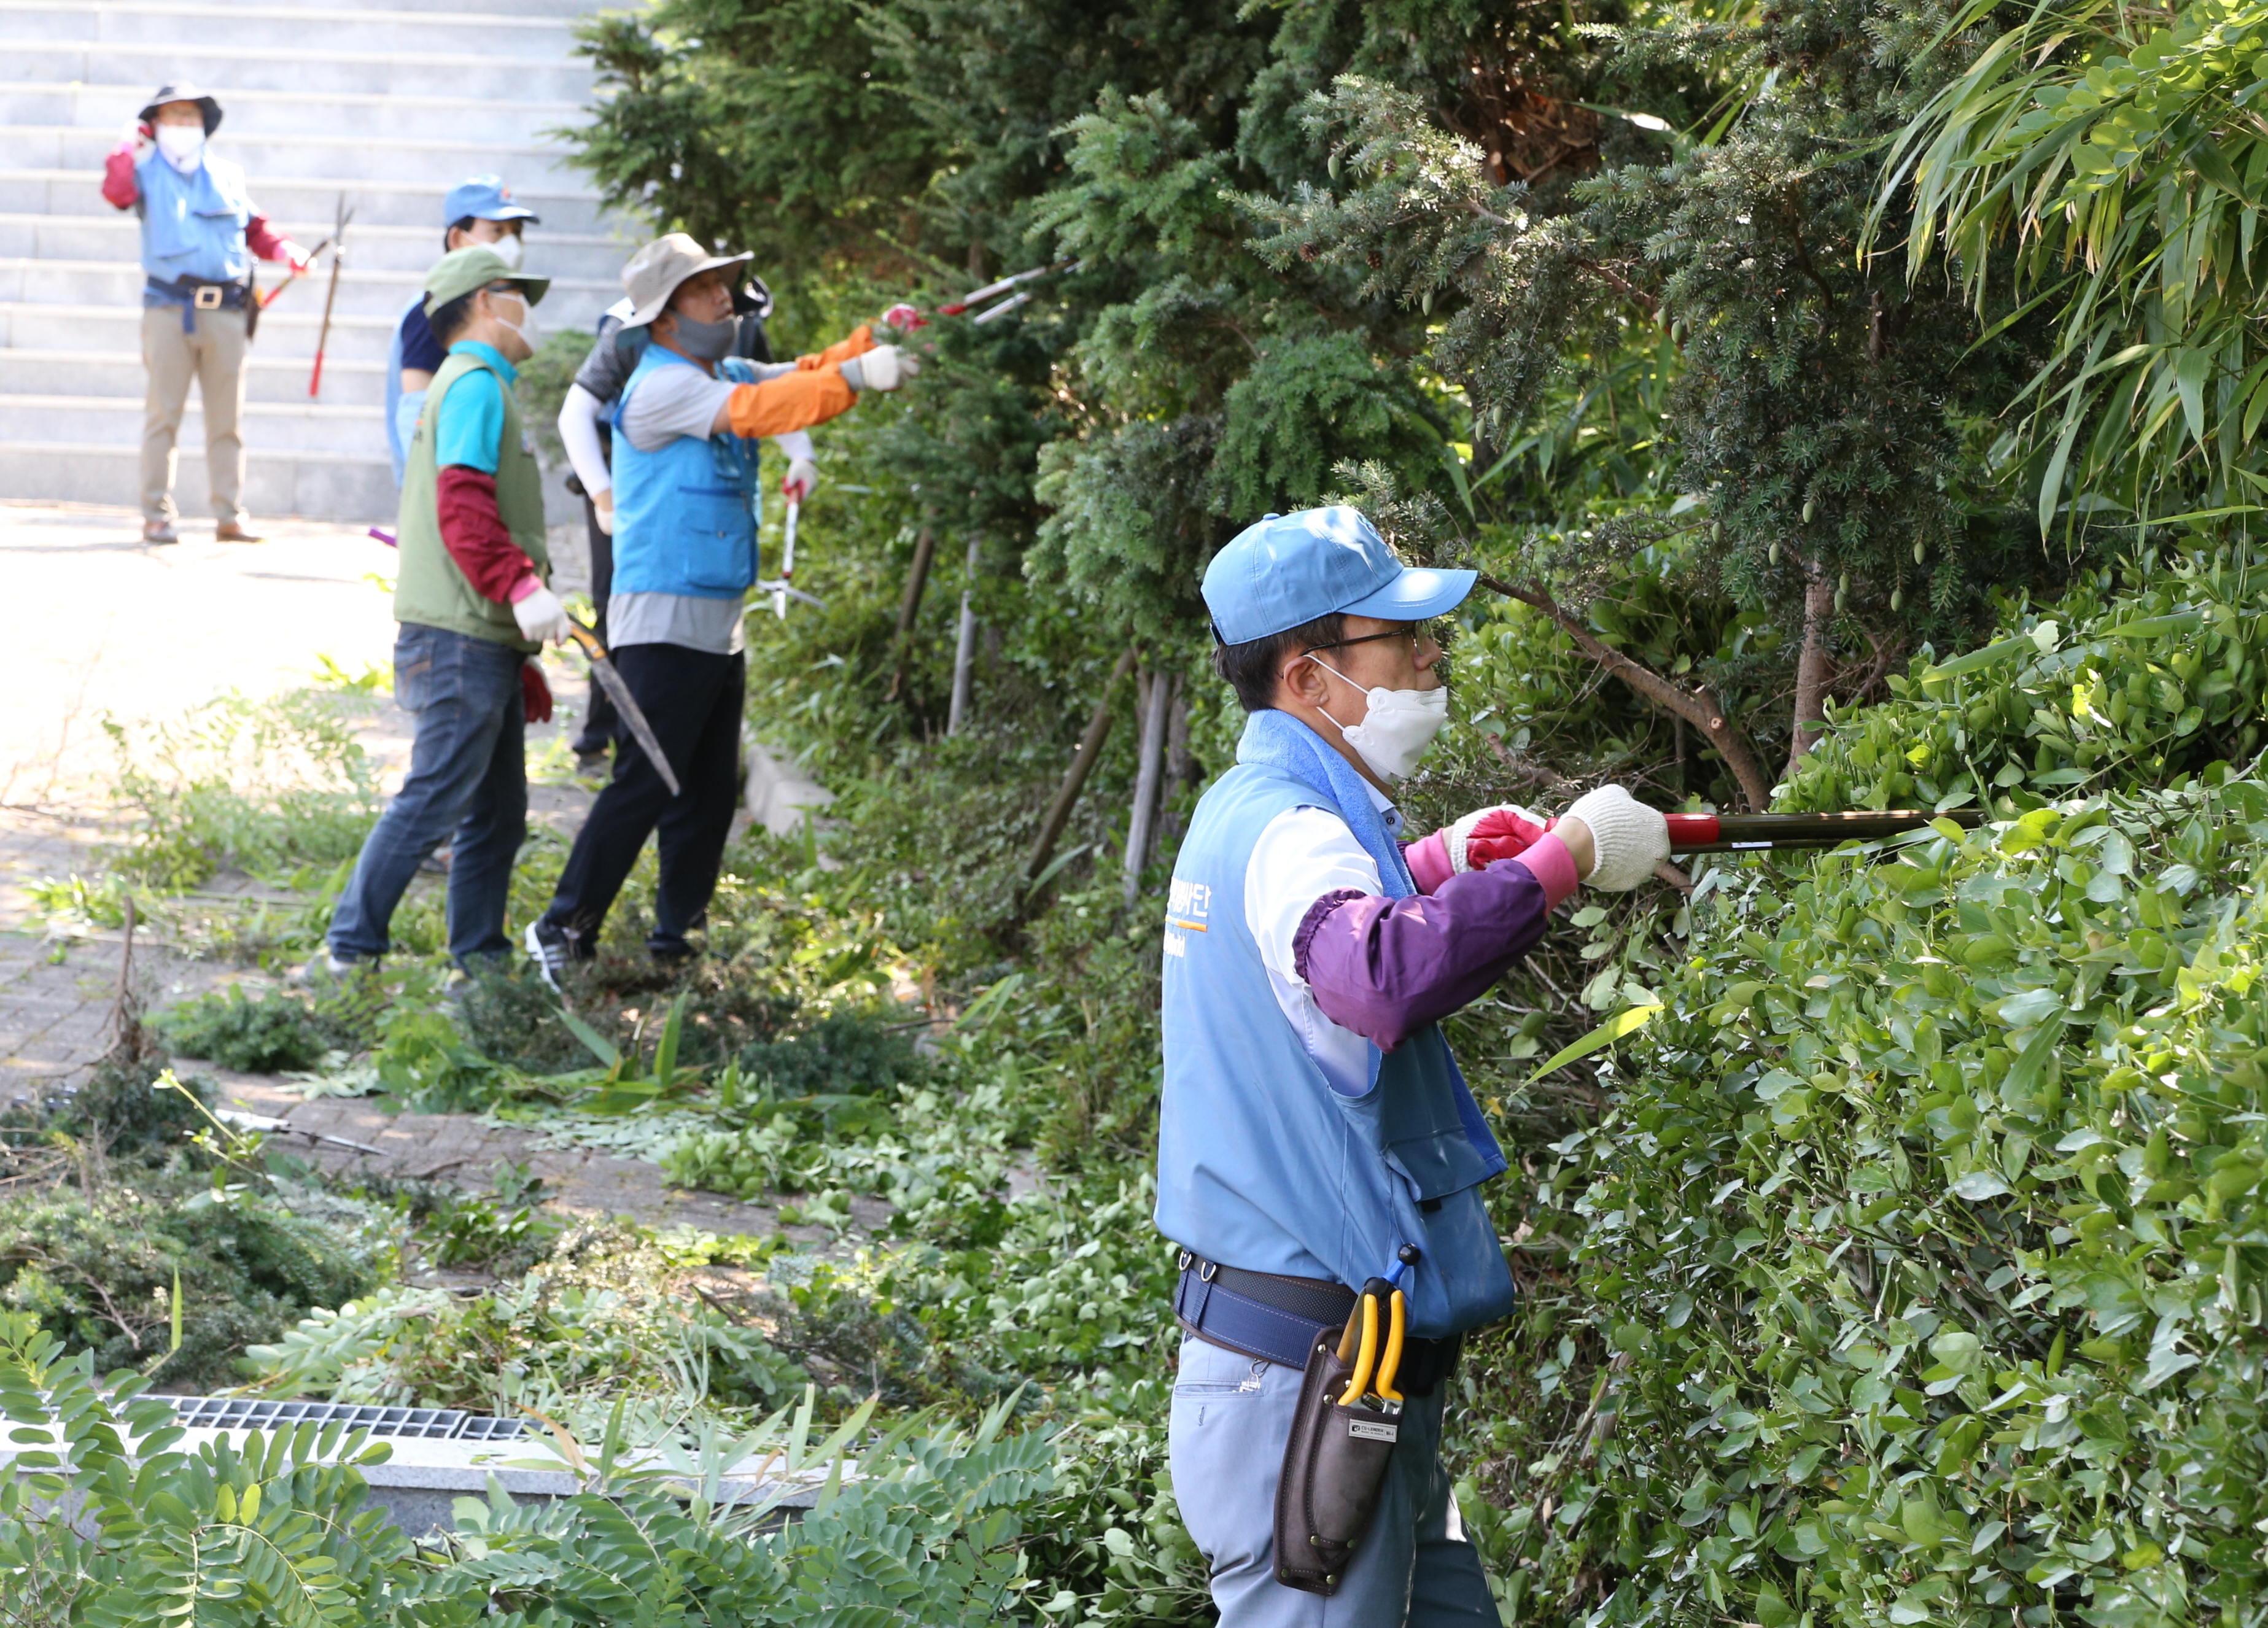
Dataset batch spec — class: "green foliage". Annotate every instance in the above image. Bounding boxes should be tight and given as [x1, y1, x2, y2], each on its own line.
[1455, 556, 2268, 1624]
[154, 984, 377, 1075]
[512, 329, 593, 467]
[1887, 0, 2268, 530]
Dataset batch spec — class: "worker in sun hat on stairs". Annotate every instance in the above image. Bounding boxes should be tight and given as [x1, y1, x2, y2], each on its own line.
[554, 268, 815, 773]
[386, 175, 540, 486]
[316, 246, 565, 979]
[1157, 506, 1671, 1627]
[524, 233, 917, 985]
[101, 81, 312, 546]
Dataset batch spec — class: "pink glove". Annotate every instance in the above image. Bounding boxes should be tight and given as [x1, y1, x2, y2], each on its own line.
[1405, 803, 1549, 893]
[882, 301, 927, 332]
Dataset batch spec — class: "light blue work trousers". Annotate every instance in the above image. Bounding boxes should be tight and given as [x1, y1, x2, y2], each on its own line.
[1168, 1335, 1501, 1628]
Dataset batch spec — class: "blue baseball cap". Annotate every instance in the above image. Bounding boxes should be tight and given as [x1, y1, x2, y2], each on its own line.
[1202, 506, 1477, 645]
[443, 174, 538, 227]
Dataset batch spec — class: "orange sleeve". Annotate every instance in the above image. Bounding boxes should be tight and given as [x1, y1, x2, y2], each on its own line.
[725, 366, 858, 439]
[795, 323, 876, 371]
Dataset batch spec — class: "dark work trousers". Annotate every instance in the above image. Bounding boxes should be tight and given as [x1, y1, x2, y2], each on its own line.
[572, 484, 618, 758]
[540, 642, 744, 958]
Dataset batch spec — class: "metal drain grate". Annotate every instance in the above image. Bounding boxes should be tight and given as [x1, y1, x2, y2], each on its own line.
[164, 1397, 527, 1441]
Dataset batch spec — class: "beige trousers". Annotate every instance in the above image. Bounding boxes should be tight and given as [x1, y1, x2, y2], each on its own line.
[140, 304, 248, 526]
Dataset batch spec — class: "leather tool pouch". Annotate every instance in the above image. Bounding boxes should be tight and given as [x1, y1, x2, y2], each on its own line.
[1272, 1322, 1399, 1596]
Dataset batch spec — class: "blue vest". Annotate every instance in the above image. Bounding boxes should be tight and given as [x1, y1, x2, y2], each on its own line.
[135, 153, 252, 284]
[609, 347, 763, 599]
[1157, 762, 1520, 1339]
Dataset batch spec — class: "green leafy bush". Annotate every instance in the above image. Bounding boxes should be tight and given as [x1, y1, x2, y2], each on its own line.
[1462, 554, 2268, 1625]
[153, 983, 373, 1074]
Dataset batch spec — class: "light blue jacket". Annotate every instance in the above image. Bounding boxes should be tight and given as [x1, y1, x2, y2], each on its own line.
[134, 153, 252, 284]
[1156, 756, 1520, 1339]
[608, 345, 762, 598]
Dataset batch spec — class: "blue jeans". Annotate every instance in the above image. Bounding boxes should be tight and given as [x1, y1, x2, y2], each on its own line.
[1169, 1335, 1500, 1627]
[329, 623, 526, 965]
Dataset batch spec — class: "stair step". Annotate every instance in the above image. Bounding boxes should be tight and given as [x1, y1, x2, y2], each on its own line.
[0, 1, 579, 58]
[0, 258, 618, 325]
[0, 81, 584, 143]
[6, 128, 592, 196]
[6, 346, 386, 403]
[6, 301, 416, 365]
[0, 212, 634, 280]
[11, 44, 598, 104]
[0, 439, 398, 521]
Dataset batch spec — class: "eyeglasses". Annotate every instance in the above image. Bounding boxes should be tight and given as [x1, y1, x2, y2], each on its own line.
[1303, 624, 1425, 656]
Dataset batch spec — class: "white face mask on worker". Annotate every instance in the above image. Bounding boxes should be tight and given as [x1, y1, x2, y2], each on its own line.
[487, 233, 526, 271]
[491, 296, 538, 354]
[156, 125, 205, 173]
[1307, 654, 1450, 781]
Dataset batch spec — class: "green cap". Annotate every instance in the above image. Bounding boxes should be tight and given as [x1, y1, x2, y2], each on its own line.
[422, 246, 549, 317]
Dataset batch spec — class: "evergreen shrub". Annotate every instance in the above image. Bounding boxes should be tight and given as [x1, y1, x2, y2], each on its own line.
[1469, 551, 2268, 1625]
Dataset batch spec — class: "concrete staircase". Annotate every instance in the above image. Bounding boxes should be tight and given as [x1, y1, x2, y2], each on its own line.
[0, 0, 637, 524]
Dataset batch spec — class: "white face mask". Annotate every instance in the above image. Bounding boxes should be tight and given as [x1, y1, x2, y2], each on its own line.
[489, 292, 538, 354]
[1308, 654, 1450, 781]
[155, 124, 205, 173]
[487, 233, 526, 271]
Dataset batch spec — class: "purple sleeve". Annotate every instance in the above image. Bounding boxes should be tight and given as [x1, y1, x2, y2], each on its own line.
[1292, 857, 1556, 1051]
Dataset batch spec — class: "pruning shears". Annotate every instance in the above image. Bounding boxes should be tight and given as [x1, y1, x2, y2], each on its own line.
[882, 258, 1082, 331]
[755, 489, 823, 615]
[1336, 1246, 1419, 1409]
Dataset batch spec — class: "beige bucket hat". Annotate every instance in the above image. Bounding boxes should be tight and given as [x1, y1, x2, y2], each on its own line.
[620, 233, 753, 328]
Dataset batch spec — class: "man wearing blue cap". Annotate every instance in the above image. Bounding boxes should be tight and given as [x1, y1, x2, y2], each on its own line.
[387, 176, 538, 484]
[1157, 506, 1670, 1625]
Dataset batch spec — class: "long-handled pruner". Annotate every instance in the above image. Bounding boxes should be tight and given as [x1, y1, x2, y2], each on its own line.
[562, 615, 682, 797]
[307, 193, 352, 397]
[258, 214, 348, 309]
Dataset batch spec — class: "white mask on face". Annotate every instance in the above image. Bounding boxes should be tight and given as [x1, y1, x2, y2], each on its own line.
[489, 292, 538, 354]
[487, 233, 526, 271]
[156, 124, 205, 173]
[1307, 653, 1450, 781]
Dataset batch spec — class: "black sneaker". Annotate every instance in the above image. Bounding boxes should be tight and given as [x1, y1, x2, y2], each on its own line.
[524, 918, 578, 993]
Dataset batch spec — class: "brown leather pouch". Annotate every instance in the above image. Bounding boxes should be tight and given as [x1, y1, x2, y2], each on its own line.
[1272, 1322, 1400, 1595]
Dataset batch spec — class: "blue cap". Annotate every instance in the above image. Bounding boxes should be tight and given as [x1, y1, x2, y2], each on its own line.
[443, 174, 538, 227]
[1202, 505, 1477, 645]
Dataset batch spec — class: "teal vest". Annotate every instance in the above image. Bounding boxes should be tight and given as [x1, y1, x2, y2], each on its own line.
[136, 153, 252, 283]
[1156, 762, 1519, 1339]
[609, 346, 762, 599]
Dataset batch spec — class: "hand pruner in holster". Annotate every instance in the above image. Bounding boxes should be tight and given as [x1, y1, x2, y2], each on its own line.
[1273, 1247, 1418, 1595]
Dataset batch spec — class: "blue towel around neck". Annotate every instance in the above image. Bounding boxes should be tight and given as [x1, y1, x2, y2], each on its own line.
[1236, 709, 1413, 899]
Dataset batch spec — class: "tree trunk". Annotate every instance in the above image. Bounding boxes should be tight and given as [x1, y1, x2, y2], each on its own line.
[884, 524, 938, 704]
[1025, 647, 1139, 891]
[1477, 574, 1775, 811]
[946, 537, 981, 736]
[1124, 668, 1171, 904]
[1785, 572, 1835, 778]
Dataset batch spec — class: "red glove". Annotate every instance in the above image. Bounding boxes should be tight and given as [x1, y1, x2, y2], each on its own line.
[882, 301, 927, 333]
[1448, 804, 1550, 872]
[521, 662, 553, 724]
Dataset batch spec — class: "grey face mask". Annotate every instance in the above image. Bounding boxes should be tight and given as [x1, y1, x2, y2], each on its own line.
[668, 312, 736, 361]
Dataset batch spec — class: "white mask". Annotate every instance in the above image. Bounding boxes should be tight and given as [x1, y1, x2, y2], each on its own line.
[1308, 654, 1450, 781]
[156, 124, 205, 173]
[487, 233, 526, 271]
[491, 293, 538, 353]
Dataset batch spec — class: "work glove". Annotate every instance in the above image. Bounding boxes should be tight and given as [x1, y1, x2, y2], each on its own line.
[284, 242, 312, 276]
[840, 345, 920, 393]
[591, 487, 615, 536]
[1562, 784, 1671, 891]
[510, 581, 573, 645]
[521, 661, 553, 724]
[123, 120, 154, 163]
[782, 456, 820, 504]
[881, 301, 928, 333]
[1443, 803, 1550, 874]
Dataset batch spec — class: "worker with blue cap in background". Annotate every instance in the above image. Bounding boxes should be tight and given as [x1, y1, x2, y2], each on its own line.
[1156, 505, 1671, 1625]
[387, 176, 538, 484]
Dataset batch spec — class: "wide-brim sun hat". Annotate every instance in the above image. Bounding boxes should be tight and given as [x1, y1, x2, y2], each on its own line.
[1201, 505, 1477, 645]
[620, 233, 754, 328]
[139, 82, 222, 136]
[422, 246, 550, 317]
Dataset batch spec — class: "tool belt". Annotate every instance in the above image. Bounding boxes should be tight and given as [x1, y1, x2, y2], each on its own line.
[1173, 1253, 1459, 1397]
[147, 274, 257, 338]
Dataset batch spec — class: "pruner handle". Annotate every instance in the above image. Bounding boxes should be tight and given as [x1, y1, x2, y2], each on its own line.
[565, 618, 608, 662]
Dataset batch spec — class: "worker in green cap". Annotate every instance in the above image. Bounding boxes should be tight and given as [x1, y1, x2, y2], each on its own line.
[318, 245, 565, 977]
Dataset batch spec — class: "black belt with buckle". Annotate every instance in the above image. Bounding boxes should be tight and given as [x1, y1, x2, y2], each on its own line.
[1172, 1252, 1461, 1395]
[147, 276, 249, 311]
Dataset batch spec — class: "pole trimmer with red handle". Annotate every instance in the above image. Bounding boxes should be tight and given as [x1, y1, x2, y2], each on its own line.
[307, 193, 351, 397]
[1657, 808, 1984, 852]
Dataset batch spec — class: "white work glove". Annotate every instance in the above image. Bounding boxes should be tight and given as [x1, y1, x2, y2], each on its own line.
[841, 344, 920, 393]
[511, 581, 573, 645]
[591, 487, 615, 536]
[123, 119, 153, 163]
[1562, 785, 1670, 891]
[782, 455, 819, 503]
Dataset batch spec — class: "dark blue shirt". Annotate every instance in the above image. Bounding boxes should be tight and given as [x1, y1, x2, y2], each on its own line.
[397, 299, 447, 374]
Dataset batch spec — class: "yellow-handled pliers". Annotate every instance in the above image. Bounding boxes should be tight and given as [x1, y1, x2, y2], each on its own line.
[1337, 1278, 1408, 1408]
[1373, 1289, 1407, 1405]
[1336, 1290, 1380, 1406]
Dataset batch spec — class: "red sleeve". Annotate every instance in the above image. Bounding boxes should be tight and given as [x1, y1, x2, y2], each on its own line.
[102, 145, 140, 211]
[244, 214, 292, 262]
[435, 467, 538, 603]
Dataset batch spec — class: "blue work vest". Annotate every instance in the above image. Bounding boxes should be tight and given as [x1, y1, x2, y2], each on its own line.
[1157, 763, 1520, 1339]
[135, 153, 253, 284]
[608, 346, 763, 599]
